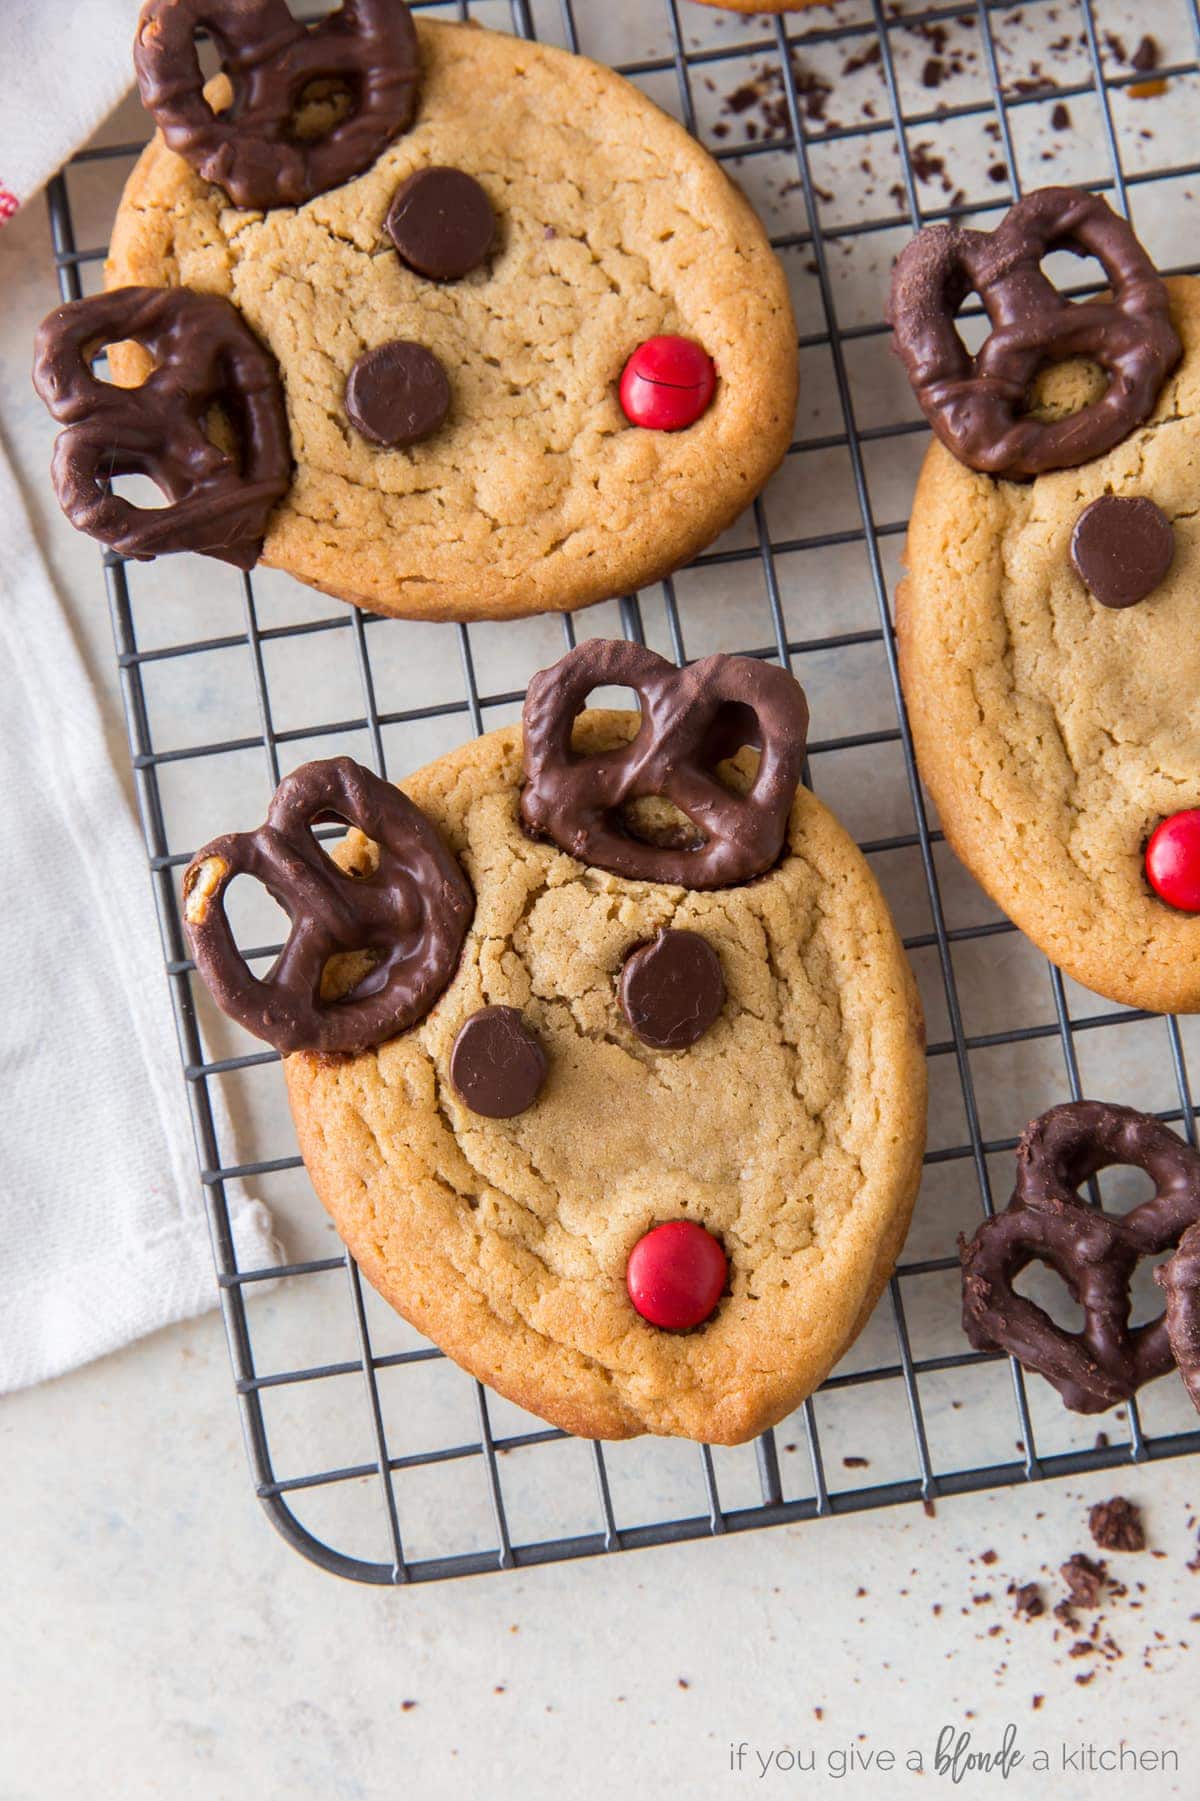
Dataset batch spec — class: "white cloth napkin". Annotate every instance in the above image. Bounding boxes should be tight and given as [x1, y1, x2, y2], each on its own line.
[0, 436, 280, 1392]
[0, 0, 142, 225]
[0, 5, 280, 1393]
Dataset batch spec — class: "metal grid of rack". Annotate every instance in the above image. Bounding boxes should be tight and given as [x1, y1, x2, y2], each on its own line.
[45, 0, 1200, 1584]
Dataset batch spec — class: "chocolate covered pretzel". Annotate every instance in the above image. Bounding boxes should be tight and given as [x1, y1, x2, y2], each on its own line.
[960, 1101, 1200, 1412]
[32, 285, 290, 567]
[519, 641, 808, 888]
[887, 187, 1180, 479]
[134, 0, 420, 211]
[183, 757, 473, 1055]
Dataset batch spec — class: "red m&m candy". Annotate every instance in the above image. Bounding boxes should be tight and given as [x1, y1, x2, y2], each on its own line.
[618, 335, 716, 431]
[1146, 809, 1200, 912]
[626, 1220, 727, 1329]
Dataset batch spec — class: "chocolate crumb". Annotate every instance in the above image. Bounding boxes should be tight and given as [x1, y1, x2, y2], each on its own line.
[843, 42, 882, 77]
[988, 162, 1008, 183]
[1089, 1497, 1145, 1554]
[678, 1678, 690, 1690]
[1050, 101, 1072, 131]
[1012, 1582, 1044, 1619]
[726, 83, 759, 116]
[980, 1549, 998, 1566]
[1131, 36, 1160, 74]
[401, 1700, 418, 1712]
[843, 1455, 869, 1469]
[1061, 1554, 1107, 1609]
[1032, 1694, 1044, 1711]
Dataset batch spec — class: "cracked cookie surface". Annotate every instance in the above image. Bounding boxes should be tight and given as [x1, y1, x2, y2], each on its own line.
[898, 278, 1200, 1014]
[105, 19, 797, 621]
[284, 712, 926, 1443]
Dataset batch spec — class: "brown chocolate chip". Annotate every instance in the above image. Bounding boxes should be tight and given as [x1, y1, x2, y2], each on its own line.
[619, 930, 725, 1050]
[386, 166, 495, 281]
[345, 340, 450, 447]
[1070, 495, 1174, 608]
[450, 1006, 547, 1118]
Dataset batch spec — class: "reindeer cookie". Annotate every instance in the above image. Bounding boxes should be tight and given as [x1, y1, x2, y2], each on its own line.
[33, 0, 797, 620]
[183, 642, 926, 1443]
[890, 187, 1200, 1014]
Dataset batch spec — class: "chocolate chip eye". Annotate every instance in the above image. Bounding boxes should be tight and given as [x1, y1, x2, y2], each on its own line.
[450, 1006, 547, 1118]
[1069, 494, 1174, 608]
[618, 930, 725, 1050]
[386, 166, 496, 282]
[345, 340, 450, 447]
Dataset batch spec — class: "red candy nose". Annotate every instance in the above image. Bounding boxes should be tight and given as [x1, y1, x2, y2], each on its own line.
[626, 1220, 727, 1329]
[619, 335, 716, 431]
[1146, 809, 1200, 912]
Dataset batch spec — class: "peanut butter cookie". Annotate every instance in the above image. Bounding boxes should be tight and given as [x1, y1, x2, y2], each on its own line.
[103, 15, 797, 620]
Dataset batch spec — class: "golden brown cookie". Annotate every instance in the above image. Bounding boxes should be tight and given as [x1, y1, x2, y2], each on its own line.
[105, 18, 797, 622]
[282, 713, 926, 1444]
[897, 277, 1200, 1015]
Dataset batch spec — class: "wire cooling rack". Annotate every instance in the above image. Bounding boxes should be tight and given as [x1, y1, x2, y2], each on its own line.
[45, 0, 1200, 1584]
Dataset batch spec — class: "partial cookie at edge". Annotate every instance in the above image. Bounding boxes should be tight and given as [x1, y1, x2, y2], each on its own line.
[897, 277, 1200, 1015]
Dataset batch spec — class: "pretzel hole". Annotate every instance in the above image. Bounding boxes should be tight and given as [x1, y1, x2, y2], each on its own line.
[620, 795, 704, 851]
[568, 685, 642, 746]
[1012, 1259, 1086, 1333]
[192, 31, 223, 84]
[1091, 1164, 1157, 1214]
[321, 947, 382, 1003]
[1028, 358, 1108, 422]
[219, 871, 291, 961]
[202, 401, 243, 473]
[108, 470, 172, 510]
[701, 700, 762, 766]
[91, 339, 159, 390]
[290, 77, 356, 142]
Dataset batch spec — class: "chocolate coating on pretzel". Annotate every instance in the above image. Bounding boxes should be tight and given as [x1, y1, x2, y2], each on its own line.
[960, 1101, 1200, 1412]
[32, 285, 290, 567]
[1155, 1221, 1200, 1415]
[887, 187, 1181, 478]
[519, 641, 808, 889]
[183, 757, 473, 1056]
[134, 0, 420, 212]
